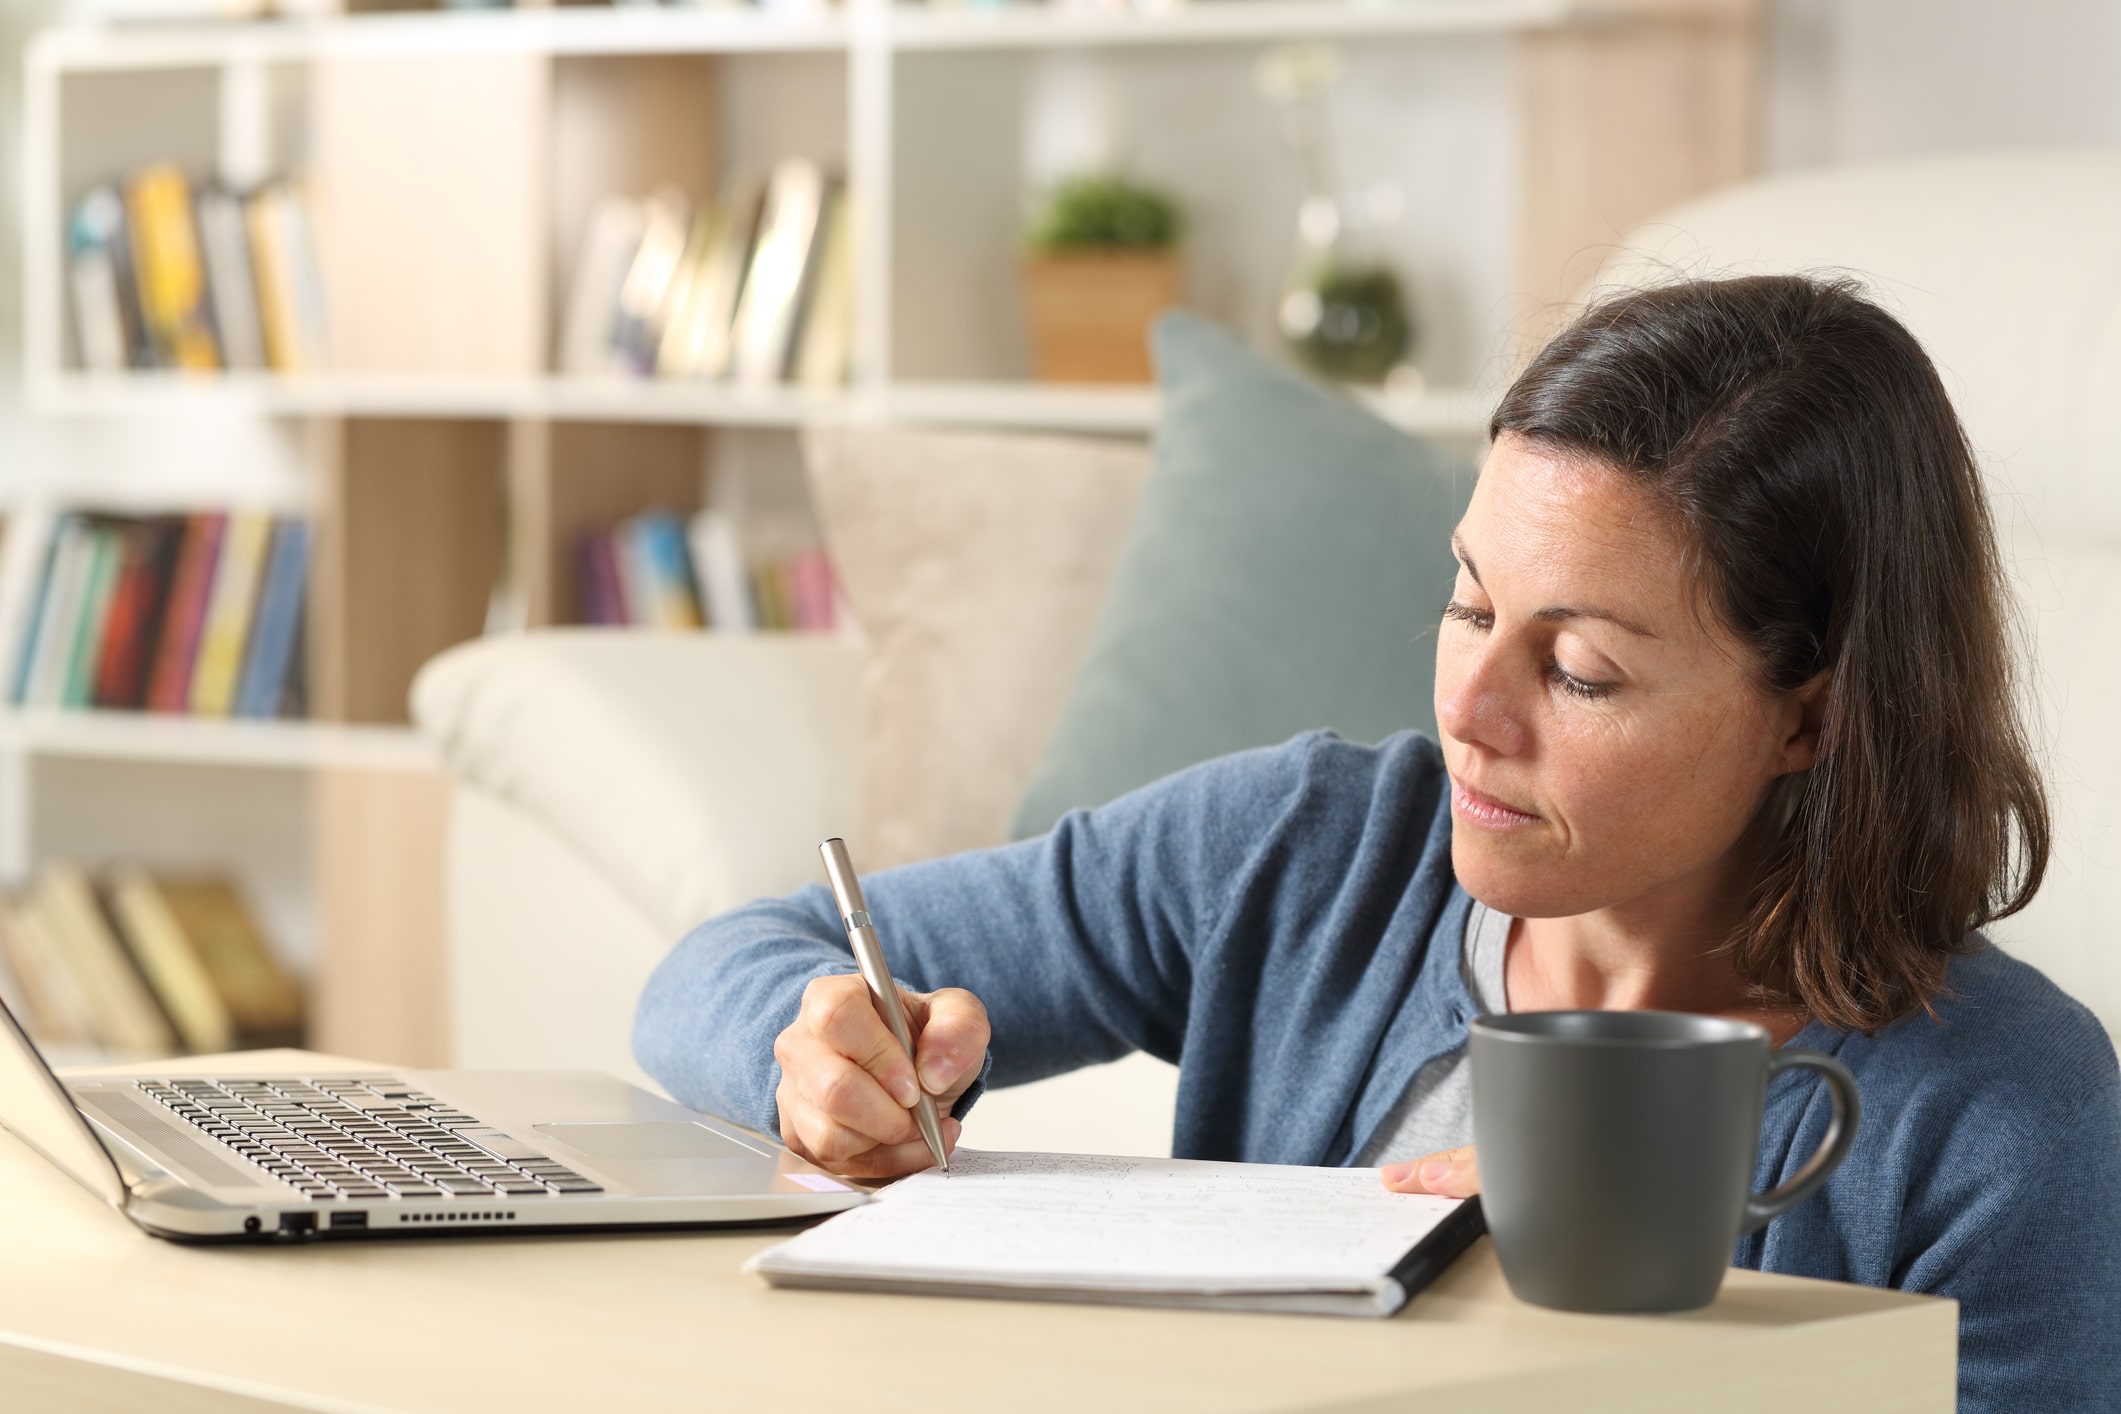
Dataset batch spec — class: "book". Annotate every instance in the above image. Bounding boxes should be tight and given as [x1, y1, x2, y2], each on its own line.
[559, 196, 645, 377]
[747, 1150, 1485, 1318]
[146, 513, 225, 714]
[60, 522, 123, 709]
[0, 505, 61, 705]
[144, 876, 303, 1044]
[67, 187, 134, 374]
[248, 181, 327, 373]
[0, 896, 97, 1047]
[187, 511, 272, 716]
[657, 178, 764, 380]
[104, 867, 235, 1055]
[125, 163, 220, 371]
[687, 509, 756, 633]
[234, 519, 309, 719]
[26, 865, 175, 1056]
[612, 517, 663, 627]
[624, 513, 704, 629]
[92, 517, 180, 710]
[791, 183, 855, 389]
[21, 517, 91, 708]
[785, 547, 838, 633]
[729, 160, 828, 386]
[196, 183, 266, 372]
[611, 187, 694, 375]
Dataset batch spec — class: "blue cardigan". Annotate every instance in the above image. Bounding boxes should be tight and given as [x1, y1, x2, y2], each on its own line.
[634, 731, 2121, 1411]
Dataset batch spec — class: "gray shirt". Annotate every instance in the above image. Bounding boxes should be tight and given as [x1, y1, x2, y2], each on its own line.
[1358, 900, 1511, 1166]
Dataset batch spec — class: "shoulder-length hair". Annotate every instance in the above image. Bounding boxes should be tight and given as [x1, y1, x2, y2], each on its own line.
[1492, 274, 2048, 1033]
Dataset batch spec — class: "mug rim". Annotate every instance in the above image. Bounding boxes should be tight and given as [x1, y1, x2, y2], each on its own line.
[1470, 1009, 1770, 1049]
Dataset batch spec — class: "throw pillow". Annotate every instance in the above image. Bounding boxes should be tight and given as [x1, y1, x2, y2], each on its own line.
[804, 425, 1150, 870]
[1011, 311, 1478, 840]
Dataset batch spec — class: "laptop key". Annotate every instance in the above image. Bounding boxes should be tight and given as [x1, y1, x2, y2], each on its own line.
[496, 1182, 549, 1195]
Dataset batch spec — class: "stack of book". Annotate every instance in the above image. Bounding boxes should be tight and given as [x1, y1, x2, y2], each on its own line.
[561, 159, 853, 389]
[0, 864, 304, 1057]
[575, 508, 839, 634]
[68, 162, 328, 375]
[0, 510, 310, 719]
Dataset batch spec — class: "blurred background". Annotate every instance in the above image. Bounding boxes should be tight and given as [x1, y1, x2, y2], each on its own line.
[0, 0, 2113, 1116]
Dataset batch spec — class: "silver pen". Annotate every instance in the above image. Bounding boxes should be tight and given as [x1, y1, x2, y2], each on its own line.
[819, 838, 950, 1173]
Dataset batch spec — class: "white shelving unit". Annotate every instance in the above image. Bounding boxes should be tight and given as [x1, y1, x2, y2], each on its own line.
[16, 0, 1756, 435]
[14, 0, 1758, 1063]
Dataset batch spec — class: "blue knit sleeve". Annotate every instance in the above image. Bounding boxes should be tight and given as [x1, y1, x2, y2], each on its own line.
[629, 734, 1330, 1137]
[1927, 1070, 2121, 1413]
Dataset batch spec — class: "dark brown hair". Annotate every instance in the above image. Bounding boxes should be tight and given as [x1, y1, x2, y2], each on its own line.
[1492, 274, 2048, 1032]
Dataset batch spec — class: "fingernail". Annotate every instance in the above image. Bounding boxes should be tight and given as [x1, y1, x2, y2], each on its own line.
[888, 1073, 919, 1108]
[1380, 1162, 1413, 1185]
[918, 1051, 953, 1093]
[1418, 1159, 1451, 1186]
[943, 1118, 962, 1150]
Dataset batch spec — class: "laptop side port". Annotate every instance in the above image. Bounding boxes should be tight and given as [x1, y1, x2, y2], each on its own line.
[277, 1211, 317, 1237]
[328, 1211, 368, 1231]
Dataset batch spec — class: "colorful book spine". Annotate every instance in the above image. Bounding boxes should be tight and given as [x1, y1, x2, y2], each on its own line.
[6, 511, 65, 705]
[91, 520, 166, 709]
[234, 519, 309, 719]
[188, 511, 272, 717]
[22, 518, 91, 708]
[630, 513, 704, 629]
[146, 514, 225, 714]
[687, 509, 756, 633]
[787, 548, 839, 633]
[125, 163, 220, 372]
[60, 525, 122, 709]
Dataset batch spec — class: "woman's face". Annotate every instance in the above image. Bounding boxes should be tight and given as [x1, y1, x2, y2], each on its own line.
[1435, 433, 1821, 921]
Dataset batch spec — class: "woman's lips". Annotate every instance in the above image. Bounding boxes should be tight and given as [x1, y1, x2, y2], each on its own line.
[1452, 778, 1542, 830]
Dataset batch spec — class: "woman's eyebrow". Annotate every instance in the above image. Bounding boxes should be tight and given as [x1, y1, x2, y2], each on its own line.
[1532, 604, 1661, 639]
[1451, 533, 1659, 639]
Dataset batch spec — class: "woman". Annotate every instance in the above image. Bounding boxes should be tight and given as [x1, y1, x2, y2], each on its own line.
[634, 275, 2121, 1410]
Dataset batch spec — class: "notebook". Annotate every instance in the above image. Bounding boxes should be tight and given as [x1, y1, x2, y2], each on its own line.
[746, 1150, 1485, 1317]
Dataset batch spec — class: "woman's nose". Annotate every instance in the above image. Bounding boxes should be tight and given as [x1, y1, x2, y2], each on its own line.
[1436, 642, 1527, 756]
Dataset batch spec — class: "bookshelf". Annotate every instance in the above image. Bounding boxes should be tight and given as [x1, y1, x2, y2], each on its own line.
[17, 0, 1760, 1064]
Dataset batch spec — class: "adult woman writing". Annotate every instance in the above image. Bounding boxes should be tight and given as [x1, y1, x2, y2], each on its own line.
[635, 275, 2121, 1409]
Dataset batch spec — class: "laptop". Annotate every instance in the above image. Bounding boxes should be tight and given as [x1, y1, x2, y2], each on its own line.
[0, 993, 865, 1240]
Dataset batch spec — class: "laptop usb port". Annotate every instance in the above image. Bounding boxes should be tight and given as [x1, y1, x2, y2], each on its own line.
[328, 1211, 368, 1230]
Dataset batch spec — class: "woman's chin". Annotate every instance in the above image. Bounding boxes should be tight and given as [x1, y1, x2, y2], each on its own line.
[1450, 834, 1583, 920]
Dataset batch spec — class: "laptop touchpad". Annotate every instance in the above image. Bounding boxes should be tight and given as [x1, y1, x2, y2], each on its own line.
[534, 1122, 762, 1162]
[532, 1123, 776, 1197]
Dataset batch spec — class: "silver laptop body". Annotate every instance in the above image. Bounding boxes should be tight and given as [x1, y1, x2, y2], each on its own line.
[0, 994, 865, 1240]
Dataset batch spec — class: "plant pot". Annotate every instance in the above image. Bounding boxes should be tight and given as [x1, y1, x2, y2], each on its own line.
[1020, 251, 1183, 384]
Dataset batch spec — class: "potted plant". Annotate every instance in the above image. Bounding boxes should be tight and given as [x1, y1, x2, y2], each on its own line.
[1020, 174, 1184, 384]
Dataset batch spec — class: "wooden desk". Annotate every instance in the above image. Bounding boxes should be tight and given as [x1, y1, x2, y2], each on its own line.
[1, 1052, 1955, 1413]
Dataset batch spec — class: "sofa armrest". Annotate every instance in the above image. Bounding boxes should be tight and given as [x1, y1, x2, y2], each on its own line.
[412, 630, 865, 938]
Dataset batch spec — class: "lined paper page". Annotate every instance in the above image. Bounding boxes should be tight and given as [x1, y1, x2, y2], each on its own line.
[750, 1150, 1462, 1295]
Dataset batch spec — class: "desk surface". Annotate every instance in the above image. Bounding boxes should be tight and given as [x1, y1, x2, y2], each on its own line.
[1, 1051, 1955, 1414]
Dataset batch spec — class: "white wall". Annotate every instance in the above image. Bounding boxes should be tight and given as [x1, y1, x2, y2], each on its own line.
[1767, 0, 2121, 172]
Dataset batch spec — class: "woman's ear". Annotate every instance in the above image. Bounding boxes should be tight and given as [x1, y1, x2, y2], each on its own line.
[1776, 671, 1832, 775]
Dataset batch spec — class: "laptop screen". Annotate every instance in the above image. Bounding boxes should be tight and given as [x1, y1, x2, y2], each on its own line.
[0, 993, 128, 1209]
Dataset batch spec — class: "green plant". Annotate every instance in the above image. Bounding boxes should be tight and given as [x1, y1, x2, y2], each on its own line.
[1028, 174, 1183, 254]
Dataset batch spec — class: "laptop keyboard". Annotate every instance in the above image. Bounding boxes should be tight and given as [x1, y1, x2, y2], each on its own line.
[134, 1076, 604, 1203]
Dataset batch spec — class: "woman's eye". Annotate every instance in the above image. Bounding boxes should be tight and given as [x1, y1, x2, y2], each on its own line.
[1547, 661, 1616, 701]
[1442, 599, 1493, 631]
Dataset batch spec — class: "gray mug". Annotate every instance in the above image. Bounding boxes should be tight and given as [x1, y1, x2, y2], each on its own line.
[1468, 1011, 1860, 1313]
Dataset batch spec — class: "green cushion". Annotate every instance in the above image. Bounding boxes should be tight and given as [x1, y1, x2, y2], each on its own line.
[1010, 311, 1478, 839]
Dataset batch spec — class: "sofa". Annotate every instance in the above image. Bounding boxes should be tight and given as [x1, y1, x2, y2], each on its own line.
[413, 149, 2121, 1155]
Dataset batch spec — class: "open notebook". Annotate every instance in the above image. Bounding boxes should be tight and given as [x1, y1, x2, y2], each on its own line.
[746, 1150, 1485, 1317]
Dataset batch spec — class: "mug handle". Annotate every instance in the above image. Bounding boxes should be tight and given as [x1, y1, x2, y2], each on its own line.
[1740, 1050, 1863, 1234]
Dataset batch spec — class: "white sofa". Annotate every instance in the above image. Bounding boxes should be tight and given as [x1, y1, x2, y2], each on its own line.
[414, 150, 2121, 1153]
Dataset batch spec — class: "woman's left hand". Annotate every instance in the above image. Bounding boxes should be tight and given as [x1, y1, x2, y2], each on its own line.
[1381, 1144, 1482, 1197]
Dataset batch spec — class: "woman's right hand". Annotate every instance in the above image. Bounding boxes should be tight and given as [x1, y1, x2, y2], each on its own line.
[772, 973, 989, 1178]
